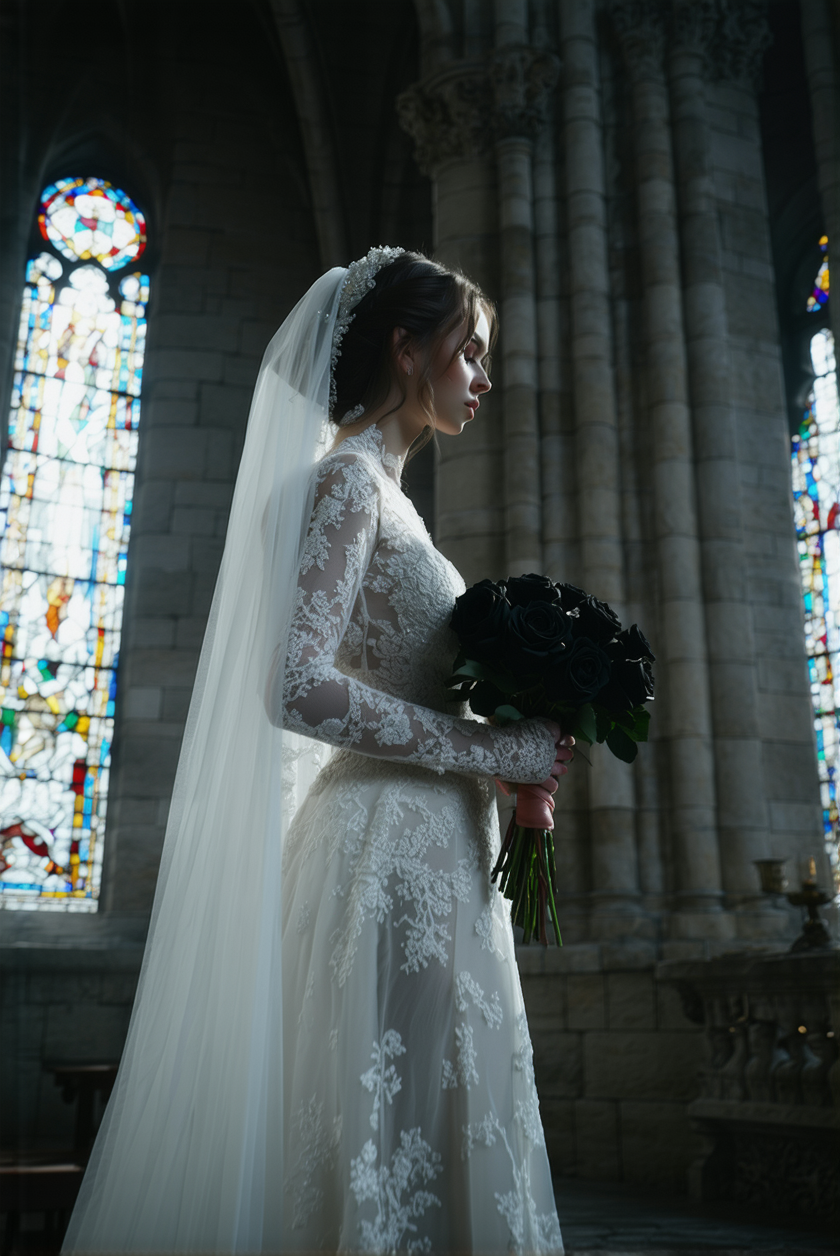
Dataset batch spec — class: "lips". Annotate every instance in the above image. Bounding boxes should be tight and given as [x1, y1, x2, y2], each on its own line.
[466, 400, 479, 416]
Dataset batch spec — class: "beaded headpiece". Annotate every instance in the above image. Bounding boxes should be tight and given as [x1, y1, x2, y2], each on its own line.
[331, 245, 405, 425]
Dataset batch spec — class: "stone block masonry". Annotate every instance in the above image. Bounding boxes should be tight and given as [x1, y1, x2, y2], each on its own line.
[519, 946, 705, 1193]
[90, 50, 322, 923]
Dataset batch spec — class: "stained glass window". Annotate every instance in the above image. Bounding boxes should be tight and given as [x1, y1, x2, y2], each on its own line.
[806, 235, 829, 313]
[791, 236, 839, 891]
[0, 177, 148, 911]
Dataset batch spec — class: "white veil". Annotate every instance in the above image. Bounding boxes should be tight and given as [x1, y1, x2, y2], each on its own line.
[62, 266, 347, 1253]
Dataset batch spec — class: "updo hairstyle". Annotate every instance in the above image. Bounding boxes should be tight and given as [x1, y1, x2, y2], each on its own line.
[332, 251, 496, 454]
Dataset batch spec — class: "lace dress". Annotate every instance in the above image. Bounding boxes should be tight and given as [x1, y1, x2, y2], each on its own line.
[277, 424, 564, 1255]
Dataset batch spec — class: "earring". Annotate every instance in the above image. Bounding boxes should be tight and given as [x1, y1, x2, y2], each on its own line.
[406, 365, 413, 376]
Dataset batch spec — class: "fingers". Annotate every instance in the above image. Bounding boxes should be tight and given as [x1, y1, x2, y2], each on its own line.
[548, 735, 575, 783]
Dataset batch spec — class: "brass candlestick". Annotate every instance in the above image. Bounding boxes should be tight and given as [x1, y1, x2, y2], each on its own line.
[786, 858, 833, 952]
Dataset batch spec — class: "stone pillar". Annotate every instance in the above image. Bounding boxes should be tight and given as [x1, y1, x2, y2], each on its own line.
[613, 0, 728, 937]
[800, 0, 840, 353]
[490, 41, 559, 573]
[560, 0, 643, 934]
[0, 2, 34, 466]
[270, 0, 348, 269]
[533, 88, 573, 585]
[667, 1, 778, 933]
[398, 67, 504, 583]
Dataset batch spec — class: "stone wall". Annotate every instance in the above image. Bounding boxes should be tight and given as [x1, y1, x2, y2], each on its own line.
[708, 73, 824, 887]
[0, 947, 140, 1156]
[2, 939, 709, 1194]
[520, 946, 706, 1191]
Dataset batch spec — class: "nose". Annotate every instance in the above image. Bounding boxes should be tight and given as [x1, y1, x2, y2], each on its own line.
[474, 366, 491, 395]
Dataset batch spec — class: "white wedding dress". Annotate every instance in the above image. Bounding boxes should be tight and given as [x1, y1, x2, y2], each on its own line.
[276, 423, 563, 1254]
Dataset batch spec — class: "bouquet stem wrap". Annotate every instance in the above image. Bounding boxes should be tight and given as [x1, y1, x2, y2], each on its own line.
[492, 783, 562, 946]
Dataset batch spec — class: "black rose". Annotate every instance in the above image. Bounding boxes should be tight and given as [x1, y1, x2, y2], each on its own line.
[615, 624, 655, 662]
[450, 579, 511, 662]
[547, 636, 611, 704]
[597, 658, 654, 713]
[555, 582, 588, 612]
[504, 573, 564, 609]
[571, 595, 622, 645]
[504, 602, 573, 678]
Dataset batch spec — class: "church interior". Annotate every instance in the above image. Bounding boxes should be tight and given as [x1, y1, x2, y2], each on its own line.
[0, 0, 838, 1248]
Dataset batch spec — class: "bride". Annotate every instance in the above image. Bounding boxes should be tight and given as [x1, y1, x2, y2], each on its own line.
[63, 247, 573, 1255]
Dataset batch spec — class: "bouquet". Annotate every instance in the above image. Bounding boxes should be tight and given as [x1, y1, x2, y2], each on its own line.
[448, 573, 655, 945]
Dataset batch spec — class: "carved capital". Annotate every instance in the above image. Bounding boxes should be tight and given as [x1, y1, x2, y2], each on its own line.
[397, 46, 560, 176]
[397, 64, 493, 176]
[487, 45, 560, 143]
[612, 0, 668, 81]
[708, 0, 772, 89]
[669, 0, 717, 57]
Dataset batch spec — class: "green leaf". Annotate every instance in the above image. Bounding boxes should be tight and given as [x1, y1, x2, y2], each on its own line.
[592, 704, 614, 743]
[448, 658, 520, 695]
[631, 707, 650, 742]
[450, 658, 490, 683]
[573, 703, 597, 745]
[606, 725, 638, 763]
[482, 666, 522, 695]
[494, 704, 524, 726]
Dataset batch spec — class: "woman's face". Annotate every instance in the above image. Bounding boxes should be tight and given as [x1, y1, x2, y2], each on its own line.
[429, 307, 492, 436]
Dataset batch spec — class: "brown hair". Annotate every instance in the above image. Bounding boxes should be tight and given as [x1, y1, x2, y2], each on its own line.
[332, 250, 497, 459]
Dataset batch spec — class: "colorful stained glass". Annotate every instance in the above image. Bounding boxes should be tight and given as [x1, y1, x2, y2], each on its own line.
[0, 221, 148, 910]
[807, 235, 829, 313]
[39, 177, 147, 273]
[791, 239, 839, 891]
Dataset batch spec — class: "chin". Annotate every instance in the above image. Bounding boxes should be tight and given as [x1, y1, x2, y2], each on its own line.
[440, 411, 471, 436]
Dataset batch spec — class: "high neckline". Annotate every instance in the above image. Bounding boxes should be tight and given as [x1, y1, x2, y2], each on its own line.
[341, 423, 404, 485]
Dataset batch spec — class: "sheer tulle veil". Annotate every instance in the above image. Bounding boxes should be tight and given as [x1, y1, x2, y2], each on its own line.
[62, 267, 348, 1253]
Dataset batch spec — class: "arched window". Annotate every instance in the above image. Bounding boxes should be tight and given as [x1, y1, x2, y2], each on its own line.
[790, 235, 839, 890]
[0, 176, 148, 911]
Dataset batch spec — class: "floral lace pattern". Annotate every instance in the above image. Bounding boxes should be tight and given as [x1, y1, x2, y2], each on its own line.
[277, 426, 557, 788]
[352, 1029, 442, 1253]
[279, 425, 562, 1254]
[287, 1095, 342, 1230]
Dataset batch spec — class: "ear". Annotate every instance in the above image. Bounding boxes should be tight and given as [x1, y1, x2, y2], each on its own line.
[391, 326, 416, 377]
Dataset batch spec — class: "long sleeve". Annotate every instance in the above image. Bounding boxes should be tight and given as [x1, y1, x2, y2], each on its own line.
[274, 452, 556, 784]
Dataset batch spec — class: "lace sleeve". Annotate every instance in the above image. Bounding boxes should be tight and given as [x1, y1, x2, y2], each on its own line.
[273, 452, 556, 784]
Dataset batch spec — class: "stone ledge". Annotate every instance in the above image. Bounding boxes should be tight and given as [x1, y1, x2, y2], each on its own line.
[690, 1097, 840, 1131]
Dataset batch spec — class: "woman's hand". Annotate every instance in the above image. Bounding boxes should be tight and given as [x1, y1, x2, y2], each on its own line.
[496, 723, 574, 798]
[538, 724, 575, 794]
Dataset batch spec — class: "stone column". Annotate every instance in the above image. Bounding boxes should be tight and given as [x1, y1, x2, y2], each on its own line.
[533, 94, 573, 584]
[489, 41, 559, 574]
[398, 66, 505, 582]
[0, 2, 34, 465]
[561, 0, 644, 932]
[613, 0, 728, 937]
[800, 0, 840, 353]
[269, 0, 348, 268]
[667, 1, 778, 932]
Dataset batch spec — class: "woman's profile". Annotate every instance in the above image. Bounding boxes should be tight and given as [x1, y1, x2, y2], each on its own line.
[63, 248, 573, 1255]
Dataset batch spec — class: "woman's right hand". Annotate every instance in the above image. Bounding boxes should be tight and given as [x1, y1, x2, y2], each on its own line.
[538, 720, 575, 793]
[496, 717, 575, 787]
